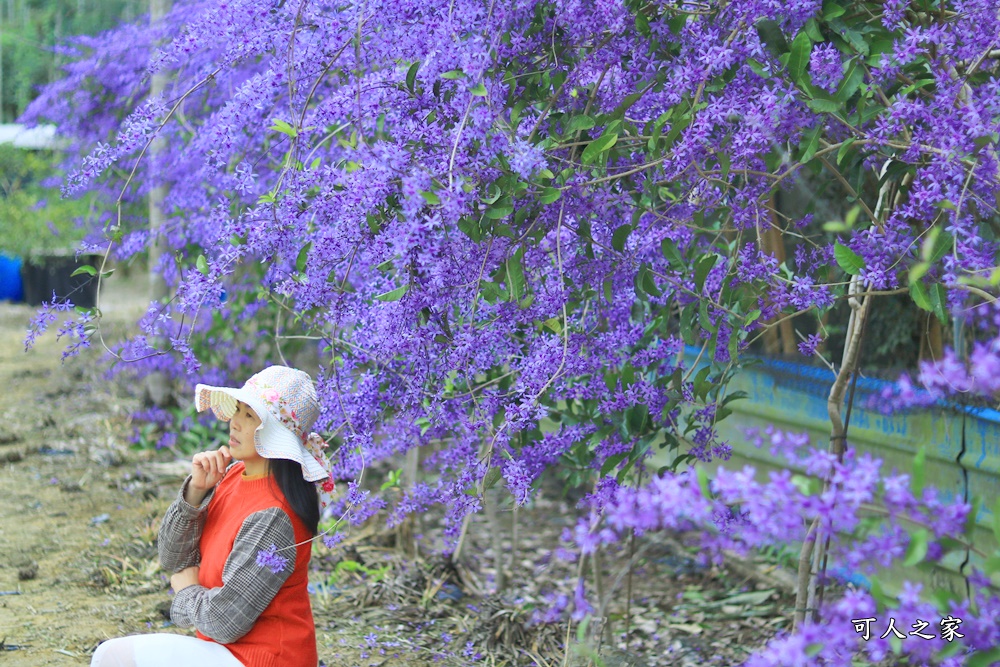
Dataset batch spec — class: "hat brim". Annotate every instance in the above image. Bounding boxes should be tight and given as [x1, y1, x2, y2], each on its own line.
[195, 383, 329, 482]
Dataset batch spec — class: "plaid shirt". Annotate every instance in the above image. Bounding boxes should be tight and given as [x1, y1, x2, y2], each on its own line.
[158, 475, 297, 644]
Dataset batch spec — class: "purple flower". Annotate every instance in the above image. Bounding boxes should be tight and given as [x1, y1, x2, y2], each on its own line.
[322, 532, 345, 549]
[809, 43, 843, 94]
[255, 544, 289, 574]
[797, 334, 823, 357]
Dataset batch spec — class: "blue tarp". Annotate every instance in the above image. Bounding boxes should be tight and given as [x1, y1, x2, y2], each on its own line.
[0, 255, 23, 302]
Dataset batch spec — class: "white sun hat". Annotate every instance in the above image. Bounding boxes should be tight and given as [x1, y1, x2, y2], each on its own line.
[194, 365, 333, 484]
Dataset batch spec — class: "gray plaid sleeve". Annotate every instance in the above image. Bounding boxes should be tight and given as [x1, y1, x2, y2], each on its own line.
[158, 476, 215, 573]
[169, 507, 297, 644]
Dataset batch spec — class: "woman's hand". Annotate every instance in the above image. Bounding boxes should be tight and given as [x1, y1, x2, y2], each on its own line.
[184, 446, 232, 505]
[170, 566, 200, 593]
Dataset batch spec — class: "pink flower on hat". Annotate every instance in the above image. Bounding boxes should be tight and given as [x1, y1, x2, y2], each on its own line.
[263, 388, 280, 402]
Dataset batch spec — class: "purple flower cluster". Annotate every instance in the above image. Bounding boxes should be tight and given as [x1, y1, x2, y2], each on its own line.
[809, 43, 842, 94]
[255, 544, 289, 574]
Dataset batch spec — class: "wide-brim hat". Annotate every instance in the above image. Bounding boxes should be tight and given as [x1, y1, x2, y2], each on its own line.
[194, 366, 331, 483]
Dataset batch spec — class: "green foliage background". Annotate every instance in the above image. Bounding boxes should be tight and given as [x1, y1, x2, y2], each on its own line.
[0, 0, 136, 122]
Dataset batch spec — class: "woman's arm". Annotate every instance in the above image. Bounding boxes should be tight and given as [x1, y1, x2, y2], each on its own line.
[158, 476, 214, 572]
[168, 507, 297, 644]
[158, 447, 233, 573]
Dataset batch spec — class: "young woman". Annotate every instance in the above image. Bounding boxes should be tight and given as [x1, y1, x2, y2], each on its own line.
[91, 365, 334, 667]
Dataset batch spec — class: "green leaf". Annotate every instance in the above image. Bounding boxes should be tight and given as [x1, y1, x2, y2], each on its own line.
[420, 190, 441, 205]
[755, 19, 789, 57]
[375, 284, 409, 301]
[612, 224, 632, 253]
[483, 197, 513, 219]
[822, 0, 846, 19]
[745, 58, 771, 79]
[71, 264, 97, 277]
[909, 262, 930, 285]
[717, 151, 731, 181]
[823, 221, 849, 233]
[693, 365, 712, 401]
[196, 255, 209, 276]
[967, 648, 1000, 667]
[834, 241, 865, 275]
[923, 229, 953, 265]
[807, 98, 841, 114]
[868, 576, 896, 608]
[804, 18, 823, 43]
[933, 587, 962, 613]
[581, 121, 621, 165]
[660, 115, 690, 152]
[799, 124, 822, 163]
[911, 446, 926, 494]
[295, 242, 312, 274]
[380, 469, 403, 490]
[787, 31, 812, 83]
[910, 280, 932, 311]
[601, 453, 628, 477]
[928, 283, 948, 324]
[441, 69, 465, 79]
[903, 528, 930, 566]
[661, 238, 684, 265]
[470, 82, 487, 97]
[507, 247, 526, 302]
[694, 254, 718, 292]
[538, 187, 561, 204]
[834, 60, 864, 103]
[791, 474, 820, 496]
[635, 264, 661, 297]
[483, 466, 503, 490]
[565, 115, 596, 134]
[837, 137, 857, 165]
[405, 61, 420, 93]
[270, 119, 298, 138]
[646, 110, 672, 151]
[696, 466, 712, 499]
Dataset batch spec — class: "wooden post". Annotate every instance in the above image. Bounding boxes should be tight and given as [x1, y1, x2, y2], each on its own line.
[145, 0, 172, 406]
[762, 195, 798, 356]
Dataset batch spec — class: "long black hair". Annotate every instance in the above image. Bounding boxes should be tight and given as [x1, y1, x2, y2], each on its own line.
[268, 458, 319, 536]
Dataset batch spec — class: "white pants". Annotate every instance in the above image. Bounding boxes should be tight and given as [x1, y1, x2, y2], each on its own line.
[90, 633, 244, 667]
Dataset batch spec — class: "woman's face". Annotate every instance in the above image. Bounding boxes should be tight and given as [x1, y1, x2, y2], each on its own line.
[229, 401, 264, 466]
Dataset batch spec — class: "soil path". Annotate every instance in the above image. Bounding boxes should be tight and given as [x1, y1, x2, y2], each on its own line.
[0, 288, 171, 665]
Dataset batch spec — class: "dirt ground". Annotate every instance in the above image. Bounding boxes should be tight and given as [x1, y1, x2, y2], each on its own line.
[0, 277, 795, 667]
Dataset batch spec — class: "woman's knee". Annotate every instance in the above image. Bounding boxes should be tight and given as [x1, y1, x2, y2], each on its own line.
[91, 637, 137, 667]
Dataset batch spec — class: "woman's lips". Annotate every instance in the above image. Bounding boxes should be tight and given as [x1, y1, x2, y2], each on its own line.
[229, 437, 238, 447]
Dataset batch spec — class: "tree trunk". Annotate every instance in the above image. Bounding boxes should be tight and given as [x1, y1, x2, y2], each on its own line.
[394, 446, 421, 557]
[145, 0, 172, 406]
[762, 196, 797, 356]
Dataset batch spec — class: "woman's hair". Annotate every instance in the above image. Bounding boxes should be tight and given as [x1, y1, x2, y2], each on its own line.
[268, 458, 319, 535]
